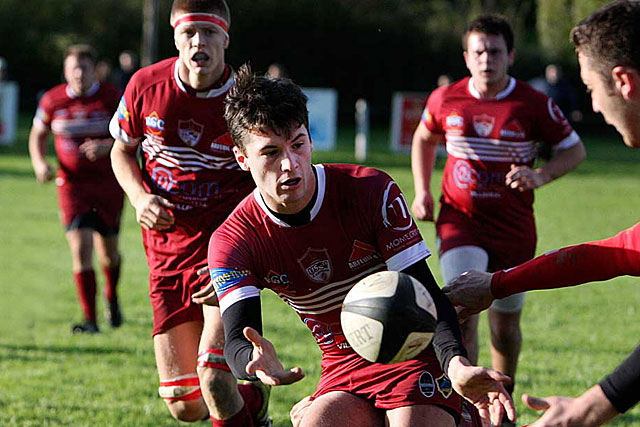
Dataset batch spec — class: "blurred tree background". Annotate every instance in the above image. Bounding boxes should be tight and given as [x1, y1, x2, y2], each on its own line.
[0, 0, 610, 124]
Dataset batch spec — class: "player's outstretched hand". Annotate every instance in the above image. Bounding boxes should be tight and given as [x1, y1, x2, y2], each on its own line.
[448, 356, 516, 427]
[523, 386, 619, 427]
[505, 164, 549, 192]
[133, 193, 175, 231]
[442, 270, 494, 320]
[79, 138, 113, 161]
[244, 327, 305, 387]
[411, 190, 435, 221]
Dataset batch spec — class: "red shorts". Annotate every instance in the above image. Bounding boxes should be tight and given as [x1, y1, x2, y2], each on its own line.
[56, 175, 124, 233]
[436, 203, 536, 271]
[313, 347, 461, 422]
[149, 266, 212, 336]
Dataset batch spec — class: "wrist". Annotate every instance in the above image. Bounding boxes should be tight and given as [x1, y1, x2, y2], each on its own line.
[534, 168, 552, 186]
[578, 385, 619, 425]
[447, 355, 470, 380]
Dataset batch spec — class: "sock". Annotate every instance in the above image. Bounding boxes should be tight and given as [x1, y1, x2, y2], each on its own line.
[210, 404, 253, 427]
[102, 261, 121, 305]
[73, 270, 97, 323]
[237, 382, 262, 418]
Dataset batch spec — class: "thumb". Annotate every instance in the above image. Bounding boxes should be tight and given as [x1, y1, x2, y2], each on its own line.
[522, 393, 551, 410]
[243, 326, 262, 346]
[157, 196, 175, 209]
[486, 369, 511, 384]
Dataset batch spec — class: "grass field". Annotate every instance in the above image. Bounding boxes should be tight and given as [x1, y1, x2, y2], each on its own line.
[1, 117, 640, 426]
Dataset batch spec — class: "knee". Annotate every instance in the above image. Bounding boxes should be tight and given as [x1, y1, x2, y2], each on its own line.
[159, 374, 208, 422]
[165, 399, 208, 422]
[197, 365, 236, 398]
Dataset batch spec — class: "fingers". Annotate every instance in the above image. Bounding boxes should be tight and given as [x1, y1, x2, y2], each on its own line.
[191, 283, 218, 305]
[196, 266, 209, 276]
[523, 393, 551, 411]
[137, 196, 175, 230]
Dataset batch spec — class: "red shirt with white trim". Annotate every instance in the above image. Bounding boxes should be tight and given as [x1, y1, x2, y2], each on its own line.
[423, 77, 580, 237]
[110, 57, 254, 275]
[208, 164, 430, 357]
[34, 82, 120, 180]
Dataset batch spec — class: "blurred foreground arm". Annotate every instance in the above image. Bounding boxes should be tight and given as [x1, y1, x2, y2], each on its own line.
[28, 124, 54, 183]
[410, 121, 443, 221]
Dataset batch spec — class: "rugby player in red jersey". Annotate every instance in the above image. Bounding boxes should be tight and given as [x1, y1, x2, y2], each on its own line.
[410, 15, 587, 416]
[194, 65, 517, 427]
[28, 44, 124, 334]
[444, 2, 640, 425]
[109, 1, 268, 425]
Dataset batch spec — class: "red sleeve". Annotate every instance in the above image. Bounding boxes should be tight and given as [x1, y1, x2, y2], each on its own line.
[33, 91, 54, 129]
[421, 87, 444, 134]
[535, 95, 579, 149]
[491, 222, 640, 298]
[110, 74, 144, 145]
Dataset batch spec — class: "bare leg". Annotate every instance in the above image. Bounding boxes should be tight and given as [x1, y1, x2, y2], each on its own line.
[460, 314, 480, 365]
[385, 404, 456, 427]
[300, 391, 384, 427]
[65, 228, 94, 273]
[488, 309, 522, 395]
[154, 321, 209, 422]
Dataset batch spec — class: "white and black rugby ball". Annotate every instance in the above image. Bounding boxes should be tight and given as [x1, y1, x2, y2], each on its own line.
[341, 271, 438, 364]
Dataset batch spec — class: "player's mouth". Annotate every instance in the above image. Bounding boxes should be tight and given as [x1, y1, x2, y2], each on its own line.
[191, 52, 210, 66]
[280, 177, 302, 190]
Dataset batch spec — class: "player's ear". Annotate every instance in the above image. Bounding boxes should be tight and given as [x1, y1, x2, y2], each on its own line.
[223, 36, 229, 49]
[611, 66, 639, 100]
[508, 49, 515, 66]
[233, 146, 250, 171]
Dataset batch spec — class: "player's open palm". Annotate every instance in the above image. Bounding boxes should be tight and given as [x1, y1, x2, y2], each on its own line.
[244, 327, 305, 386]
[134, 194, 175, 230]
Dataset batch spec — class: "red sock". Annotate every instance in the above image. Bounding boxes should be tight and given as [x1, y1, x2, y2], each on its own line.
[237, 382, 262, 418]
[210, 404, 253, 427]
[73, 270, 97, 323]
[102, 262, 121, 304]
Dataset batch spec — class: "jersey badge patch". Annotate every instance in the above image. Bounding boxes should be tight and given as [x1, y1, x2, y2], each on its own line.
[117, 97, 130, 122]
[418, 371, 435, 398]
[178, 119, 204, 146]
[436, 374, 453, 399]
[473, 113, 495, 137]
[298, 248, 332, 283]
[145, 111, 165, 136]
[209, 268, 250, 297]
[348, 240, 381, 270]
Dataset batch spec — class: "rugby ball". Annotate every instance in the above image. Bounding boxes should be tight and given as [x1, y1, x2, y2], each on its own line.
[341, 271, 438, 364]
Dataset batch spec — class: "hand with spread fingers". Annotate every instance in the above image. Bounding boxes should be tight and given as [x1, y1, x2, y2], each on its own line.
[442, 270, 495, 320]
[243, 327, 306, 387]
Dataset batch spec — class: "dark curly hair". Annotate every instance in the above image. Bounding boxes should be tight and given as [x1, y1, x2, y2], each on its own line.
[224, 64, 309, 153]
[463, 14, 514, 53]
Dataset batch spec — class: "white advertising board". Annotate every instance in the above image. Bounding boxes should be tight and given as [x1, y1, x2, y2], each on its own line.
[302, 87, 337, 152]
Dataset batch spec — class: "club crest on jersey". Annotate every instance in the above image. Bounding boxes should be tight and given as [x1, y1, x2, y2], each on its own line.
[418, 371, 436, 398]
[348, 240, 381, 270]
[473, 113, 495, 137]
[178, 119, 204, 146]
[145, 111, 165, 135]
[436, 374, 453, 398]
[298, 248, 332, 283]
[501, 119, 526, 139]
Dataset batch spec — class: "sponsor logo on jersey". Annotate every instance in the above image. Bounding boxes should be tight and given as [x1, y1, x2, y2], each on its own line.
[151, 167, 178, 192]
[210, 133, 233, 152]
[446, 110, 464, 129]
[298, 248, 332, 283]
[348, 240, 382, 270]
[418, 371, 435, 398]
[436, 374, 453, 398]
[501, 119, 526, 139]
[473, 113, 495, 137]
[453, 159, 505, 192]
[210, 268, 250, 296]
[382, 181, 413, 232]
[384, 228, 420, 252]
[117, 97, 130, 122]
[264, 270, 290, 288]
[178, 119, 204, 146]
[145, 111, 165, 135]
[303, 318, 336, 346]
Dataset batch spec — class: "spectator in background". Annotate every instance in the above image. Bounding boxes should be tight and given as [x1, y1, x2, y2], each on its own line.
[530, 64, 583, 122]
[115, 50, 138, 91]
[96, 60, 113, 85]
[27, 44, 124, 334]
[438, 74, 452, 87]
[266, 62, 287, 78]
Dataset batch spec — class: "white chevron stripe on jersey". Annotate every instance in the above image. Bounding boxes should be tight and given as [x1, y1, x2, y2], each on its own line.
[51, 117, 111, 137]
[446, 136, 537, 162]
[141, 139, 240, 171]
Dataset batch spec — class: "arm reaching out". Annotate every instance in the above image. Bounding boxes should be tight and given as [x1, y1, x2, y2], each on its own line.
[243, 327, 305, 386]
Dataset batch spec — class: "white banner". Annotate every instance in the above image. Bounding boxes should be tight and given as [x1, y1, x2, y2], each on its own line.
[302, 87, 337, 152]
[0, 81, 19, 145]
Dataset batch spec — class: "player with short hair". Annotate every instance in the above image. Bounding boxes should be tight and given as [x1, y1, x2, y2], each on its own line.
[109, 1, 268, 425]
[194, 65, 517, 427]
[28, 44, 124, 334]
[444, 1, 640, 425]
[410, 14, 587, 414]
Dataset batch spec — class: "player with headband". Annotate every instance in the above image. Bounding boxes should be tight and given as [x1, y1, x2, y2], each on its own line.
[110, 0, 269, 426]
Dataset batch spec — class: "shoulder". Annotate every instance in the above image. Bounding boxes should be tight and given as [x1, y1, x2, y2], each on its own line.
[428, 77, 468, 105]
[513, 79, 550, 104]
[127, 58, 177, 94]
[323, 163, 392, 194]
[39, 84, 68, 106]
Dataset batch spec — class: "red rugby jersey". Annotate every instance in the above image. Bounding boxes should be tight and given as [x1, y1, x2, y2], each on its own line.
[208, 164, 430, 357]
[110, 58, 254, 274]
[34, 82, 120, 180]
[423, 77, 580, 236]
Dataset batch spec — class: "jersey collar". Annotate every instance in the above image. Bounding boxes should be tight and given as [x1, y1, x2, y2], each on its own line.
[65, 81, 100, 99]
[173, 59, 234, 98]
[468, 76, 515, 100]
[254, 164, 326, 227]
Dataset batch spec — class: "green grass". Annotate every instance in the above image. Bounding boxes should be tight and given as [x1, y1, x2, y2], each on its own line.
[1, 117, 640, 425]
